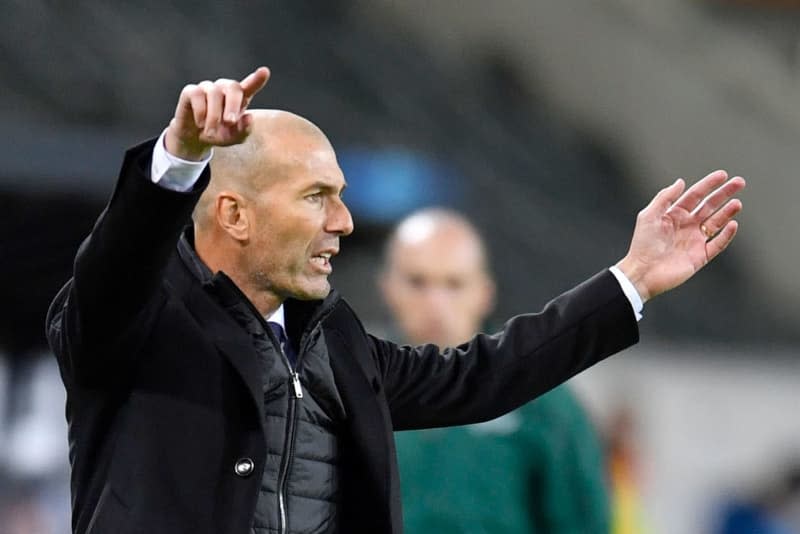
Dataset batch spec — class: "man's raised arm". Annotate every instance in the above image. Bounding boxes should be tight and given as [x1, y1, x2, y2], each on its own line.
[379, 171, 744, 429]
[46, 67, 270, 379]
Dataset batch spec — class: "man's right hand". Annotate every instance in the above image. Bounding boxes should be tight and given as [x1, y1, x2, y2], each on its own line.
[164, 66, 270, 161]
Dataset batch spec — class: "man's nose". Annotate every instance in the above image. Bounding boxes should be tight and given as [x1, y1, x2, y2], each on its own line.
[421, 285, 452, 312]
[327, 197, 354, 236]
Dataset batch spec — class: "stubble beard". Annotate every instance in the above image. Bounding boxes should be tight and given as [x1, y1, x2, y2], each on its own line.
[251, 268, 330, 302]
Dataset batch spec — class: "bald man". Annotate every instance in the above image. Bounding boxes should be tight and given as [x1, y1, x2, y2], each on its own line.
[380, 210, 495, 348]
[47, 68, 744, 534]
[382, 209, 611, 533]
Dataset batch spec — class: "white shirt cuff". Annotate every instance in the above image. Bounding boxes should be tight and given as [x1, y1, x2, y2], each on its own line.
[150, 129, 212, 192]
[609, 266, 644, 321]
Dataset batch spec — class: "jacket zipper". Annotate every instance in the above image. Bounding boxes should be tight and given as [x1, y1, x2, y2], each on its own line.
[208, 273, 338, 533]
[277, 377, 299, 534]
[275, 324, 319, 534]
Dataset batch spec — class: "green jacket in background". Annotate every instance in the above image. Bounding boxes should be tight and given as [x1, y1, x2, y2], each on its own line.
[395, 385, 610, 533]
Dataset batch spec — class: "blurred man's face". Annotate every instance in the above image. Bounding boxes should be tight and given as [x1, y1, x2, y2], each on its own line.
[380, 223, 494, 347]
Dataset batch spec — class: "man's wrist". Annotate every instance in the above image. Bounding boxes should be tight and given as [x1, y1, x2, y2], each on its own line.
[614, 256, 650, 303]
[151, 129, 211, 192]
[164, 120, 212, 161]
[609, 264, 644, 322]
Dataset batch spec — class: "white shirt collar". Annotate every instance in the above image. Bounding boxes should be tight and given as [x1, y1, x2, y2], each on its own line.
[265, 304, 286, 330]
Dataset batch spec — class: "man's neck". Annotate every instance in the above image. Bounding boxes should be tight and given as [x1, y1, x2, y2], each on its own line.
[194, 241, 283, 317]
[246, 288, 283, 318]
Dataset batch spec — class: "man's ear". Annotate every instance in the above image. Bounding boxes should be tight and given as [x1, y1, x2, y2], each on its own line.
[215, 192, 250, 242]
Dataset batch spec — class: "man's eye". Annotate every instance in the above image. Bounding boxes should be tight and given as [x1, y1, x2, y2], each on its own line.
[446, 278, 466, 291]
[406, 275, 427, 290]
[306, 192, 323, 203]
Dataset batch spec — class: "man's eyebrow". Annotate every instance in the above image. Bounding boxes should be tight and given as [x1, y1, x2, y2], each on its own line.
[306, 179, 348, 192]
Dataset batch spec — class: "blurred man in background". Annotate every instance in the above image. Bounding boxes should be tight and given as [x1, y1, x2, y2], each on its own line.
[381, 208, 611, 533]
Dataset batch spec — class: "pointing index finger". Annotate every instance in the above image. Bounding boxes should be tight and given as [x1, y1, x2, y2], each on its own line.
[241, 66, 270, 101]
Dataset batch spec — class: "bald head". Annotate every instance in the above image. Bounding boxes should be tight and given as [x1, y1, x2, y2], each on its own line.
[194, 109, 331, 229]
[384, 208, 489, 273]
[381, 208, 495, 347]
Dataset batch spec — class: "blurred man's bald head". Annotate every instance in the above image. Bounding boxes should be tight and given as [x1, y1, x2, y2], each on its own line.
[384, 208, 489, 274]
[194, 109, 332, 229]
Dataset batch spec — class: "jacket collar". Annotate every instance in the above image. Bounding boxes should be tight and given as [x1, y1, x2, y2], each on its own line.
[177, 228, 213, 284]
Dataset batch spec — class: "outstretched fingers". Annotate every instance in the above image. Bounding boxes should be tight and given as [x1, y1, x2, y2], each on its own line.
[706, 220, 739, 261]
[699, 198, 742, 239]
[671, 170, 728, 213]
[691, 176, 746, 221]
[647, 178, 686, 214]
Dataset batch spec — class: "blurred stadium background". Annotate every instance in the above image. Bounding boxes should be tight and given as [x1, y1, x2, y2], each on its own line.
[1, 1, 799, 532]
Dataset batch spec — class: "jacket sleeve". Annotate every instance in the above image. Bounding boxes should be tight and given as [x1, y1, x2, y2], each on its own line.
[373, 270, 639, 430]
[45, 138, 210, 385]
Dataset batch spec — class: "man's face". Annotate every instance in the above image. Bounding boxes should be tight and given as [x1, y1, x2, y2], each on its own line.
[245, 135, 353, 301]
[381, 225, 494, 347]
